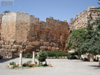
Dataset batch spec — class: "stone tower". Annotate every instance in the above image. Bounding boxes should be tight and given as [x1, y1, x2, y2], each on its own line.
[1, 12, 30, 41]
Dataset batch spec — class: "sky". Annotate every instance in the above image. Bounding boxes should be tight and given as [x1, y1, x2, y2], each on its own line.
[0, 0, 100, 23]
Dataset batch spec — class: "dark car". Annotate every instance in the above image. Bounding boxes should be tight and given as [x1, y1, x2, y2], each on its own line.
[0, 55, 3, 59]
[68, 55, 77, 59]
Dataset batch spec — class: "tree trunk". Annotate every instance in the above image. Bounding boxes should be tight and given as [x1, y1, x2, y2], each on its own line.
[89, 54, 94, 62]
[98, 57, 100, 67]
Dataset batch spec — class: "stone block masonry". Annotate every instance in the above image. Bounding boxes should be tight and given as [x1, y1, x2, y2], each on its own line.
[1, 12, 30, 41]
[69, 6, 100, 31]
[0, 12, 70, 58]
[1, 12, 16, 41]
[0, 14, 3, 40]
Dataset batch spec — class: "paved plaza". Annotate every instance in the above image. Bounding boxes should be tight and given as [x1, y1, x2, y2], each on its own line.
[0, 58, 100, 75]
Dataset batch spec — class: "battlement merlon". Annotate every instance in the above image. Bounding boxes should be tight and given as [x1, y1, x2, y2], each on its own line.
[45, 17, 67, 22]
[45, 17, 68, 26]
[30, 15, 39, 24]
[88, 6, 100, 12]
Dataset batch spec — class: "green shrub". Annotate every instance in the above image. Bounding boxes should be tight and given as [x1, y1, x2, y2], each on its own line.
[47, 51, 56, 57]
[45, 51, 79, 58]
[26, 60, 32, 64]
[66, 53, 72, 56]
[35, 61, 37, 64]
[13, 64, 19, 68]
[47, 51, 74, 57]
[10, 62, 16, 65]
[37, 49, 47, 63]
[35, 53, 37, 57]
[24, 53, 32, 58]
[61, 53, 66, 56]
[57, 52, 62, 57]
[54, 50, 59, 58]
[9, 62, 19, 68]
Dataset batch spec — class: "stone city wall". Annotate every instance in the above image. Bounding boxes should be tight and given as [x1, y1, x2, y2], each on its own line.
[0, 40, 35, 58]
[69, 6, 100, 31]
[28, 17, 69, 52]
[15, 12, 30, 41]
[69, 10, 87, 31]
[0, 12, 70, 58]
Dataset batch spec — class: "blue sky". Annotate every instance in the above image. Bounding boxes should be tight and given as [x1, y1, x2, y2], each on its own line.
[0, 0, 99, 23]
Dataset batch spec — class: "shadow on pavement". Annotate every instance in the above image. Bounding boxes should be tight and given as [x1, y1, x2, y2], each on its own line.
[0, 58, 15, 63]
[89, 65, 100, 69]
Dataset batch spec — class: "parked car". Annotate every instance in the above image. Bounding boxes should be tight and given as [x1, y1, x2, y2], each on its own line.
[68, 55, 77, 59]
[0, 55, 3, 59]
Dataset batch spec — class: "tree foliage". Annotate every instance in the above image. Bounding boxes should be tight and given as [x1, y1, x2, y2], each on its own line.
[98, 0, 100, 5]
[79, 17, 100, 55]
[67, 17, 100, 55]
[67, 28, 86, 50]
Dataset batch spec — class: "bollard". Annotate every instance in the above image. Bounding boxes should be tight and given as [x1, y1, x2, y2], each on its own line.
[19, 51, 22, 67]
[32, 51, 35, 64]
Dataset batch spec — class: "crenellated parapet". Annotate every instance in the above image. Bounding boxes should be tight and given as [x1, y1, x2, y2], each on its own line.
[69, 10, 88, 31]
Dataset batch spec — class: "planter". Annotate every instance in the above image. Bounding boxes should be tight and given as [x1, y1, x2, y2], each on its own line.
[49, 57, 52, 59]
[62, 56, 65, 59]
[23, 63, 36, 67]
[65, 56, 67, 59]
[8, 64, 14, 69]
[47, 57, 49, 59]
[53, 56, 56, 59]
[47, 56, 68, 59]
[59, 56, 62, 59]
[55, 56, 58, 59]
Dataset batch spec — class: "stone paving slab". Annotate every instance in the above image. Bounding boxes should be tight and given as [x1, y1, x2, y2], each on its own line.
[0, 58, 100, 75]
